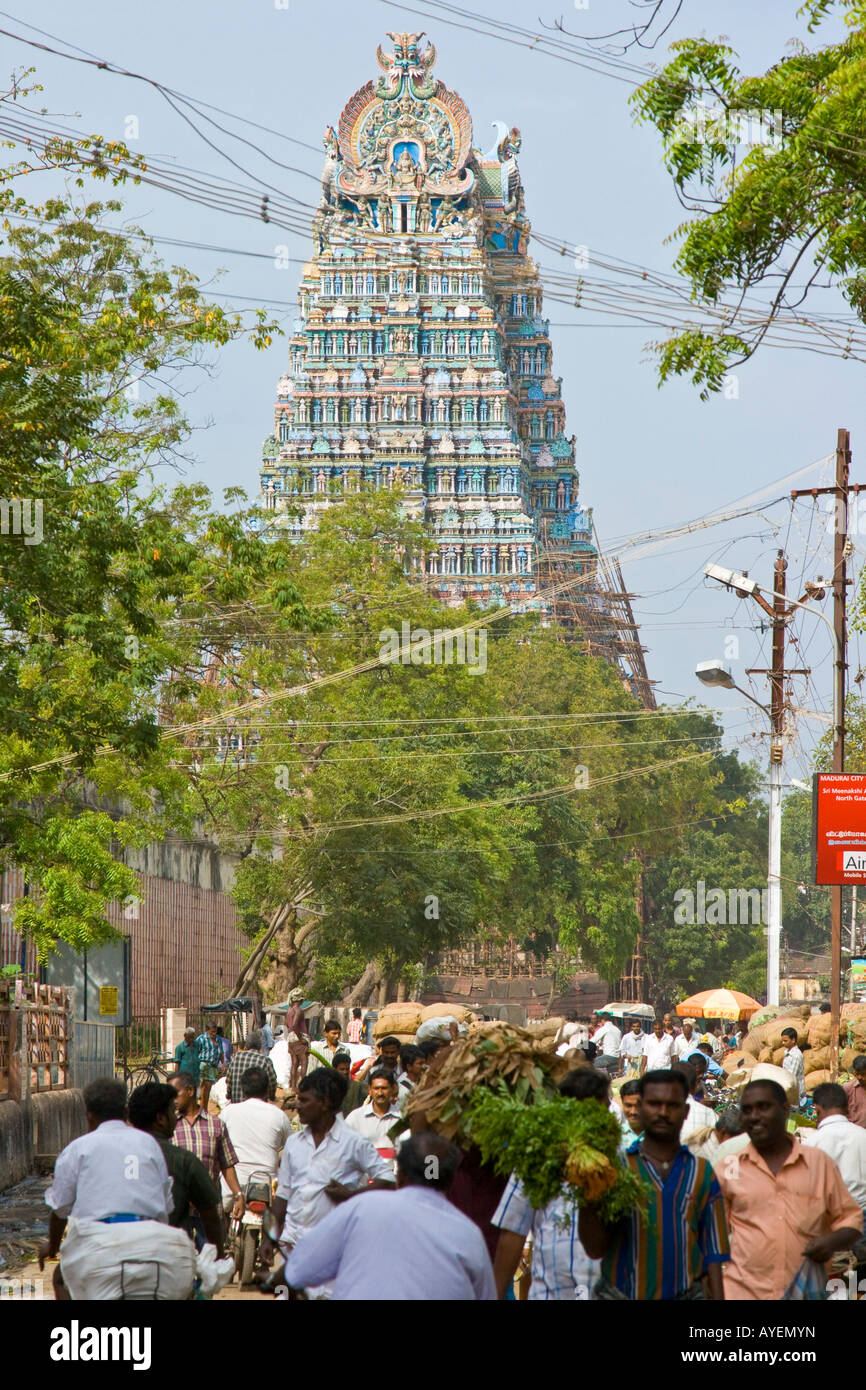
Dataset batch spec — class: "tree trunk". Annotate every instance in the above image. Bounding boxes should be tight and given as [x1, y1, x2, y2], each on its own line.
[343, 960, 382, 1009]
[233, 888, 315, 1003]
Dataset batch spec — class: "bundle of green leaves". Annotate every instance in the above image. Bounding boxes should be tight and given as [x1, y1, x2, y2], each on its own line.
[464, 1087, 647, 1221]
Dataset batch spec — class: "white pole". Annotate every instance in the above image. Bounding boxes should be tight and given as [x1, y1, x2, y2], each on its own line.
[767, 751, 783, 1007]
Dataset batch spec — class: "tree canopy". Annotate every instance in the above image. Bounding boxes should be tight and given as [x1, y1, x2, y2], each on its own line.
[632, 0, 866, 395]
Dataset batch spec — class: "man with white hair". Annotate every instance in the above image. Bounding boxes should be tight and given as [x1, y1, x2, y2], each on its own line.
[173, 1027, 200, 1091]
[673, 1019, 698, 1061]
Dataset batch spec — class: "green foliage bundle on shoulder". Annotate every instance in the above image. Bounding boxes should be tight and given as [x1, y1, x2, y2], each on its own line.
[465, 1087, 647, 1222]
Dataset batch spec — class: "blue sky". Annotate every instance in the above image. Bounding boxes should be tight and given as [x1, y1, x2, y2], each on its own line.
[5, 0, 862, 779]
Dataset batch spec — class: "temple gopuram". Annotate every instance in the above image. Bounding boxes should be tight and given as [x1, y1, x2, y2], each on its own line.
[259, 31, 654, 705]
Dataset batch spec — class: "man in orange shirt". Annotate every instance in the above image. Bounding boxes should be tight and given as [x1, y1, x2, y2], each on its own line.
[716, 1079, 861, 1300]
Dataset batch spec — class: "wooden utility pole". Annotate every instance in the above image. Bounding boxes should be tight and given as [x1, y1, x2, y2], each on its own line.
[830, 429, 850, 1076]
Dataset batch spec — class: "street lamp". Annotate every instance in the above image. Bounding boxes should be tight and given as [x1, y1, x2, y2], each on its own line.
[695, 657, 782, 1003]
[703, 564, 840, 731]
[695, 659, 771, 715]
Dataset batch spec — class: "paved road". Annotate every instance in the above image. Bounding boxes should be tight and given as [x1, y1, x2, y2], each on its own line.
[0, 1174, 268, 1301]
[5, 1253, 266, 1300]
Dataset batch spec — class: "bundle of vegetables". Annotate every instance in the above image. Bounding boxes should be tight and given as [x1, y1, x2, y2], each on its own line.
[401, 1020, 571, 1139]
[464, 1087, 647, 1222]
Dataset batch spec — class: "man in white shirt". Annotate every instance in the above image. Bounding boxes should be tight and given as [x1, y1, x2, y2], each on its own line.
[220, 1066, 293, 1201]
[800, 1082, 866, 1222]
[207, 1073, 230, 1113]
[306, 1019, 344, 1074]
[618, 1020, 645, 1077]
[344, 1068, 404, 1169]
[780, 1027, 807, 1105]
[269, 1030, 292, 1093]
[491, 1067, 609, 1300]
[261, 1066, 395, 1295]
[672, 1060, 717, 1144]
[590, 1013, 622, 1075]
[38, 1077, 176, 1299]
[643, 1017, 675, 1071]
[283, 1132, 495, 1301]
[673, 1019, 698, 1061]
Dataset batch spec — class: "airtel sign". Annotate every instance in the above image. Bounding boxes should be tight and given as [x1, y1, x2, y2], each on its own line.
[813, 772, 866, 885]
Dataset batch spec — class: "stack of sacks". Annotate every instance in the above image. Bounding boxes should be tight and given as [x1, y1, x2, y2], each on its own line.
[804, 1003, 866, 1089]
[741, 1007, 808, 1064]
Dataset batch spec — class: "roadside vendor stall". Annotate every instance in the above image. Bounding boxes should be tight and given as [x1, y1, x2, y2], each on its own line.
[675, 988, 761, 1022]
[599, 1001, 655, 1033]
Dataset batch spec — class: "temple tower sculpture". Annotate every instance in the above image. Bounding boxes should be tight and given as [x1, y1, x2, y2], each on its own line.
[259, 31, 598, 612]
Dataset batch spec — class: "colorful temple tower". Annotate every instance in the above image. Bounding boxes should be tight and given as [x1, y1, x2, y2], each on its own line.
[259, 31, 598, 611]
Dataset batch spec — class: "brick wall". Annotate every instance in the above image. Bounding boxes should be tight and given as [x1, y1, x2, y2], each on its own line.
[0, 840, 247, 1018]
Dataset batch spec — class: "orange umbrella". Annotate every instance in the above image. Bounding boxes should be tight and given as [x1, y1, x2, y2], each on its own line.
[675, 988, 762, 1022]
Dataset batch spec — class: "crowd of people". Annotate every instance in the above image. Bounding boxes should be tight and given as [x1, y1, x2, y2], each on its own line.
[36, 1007, 866, 1301]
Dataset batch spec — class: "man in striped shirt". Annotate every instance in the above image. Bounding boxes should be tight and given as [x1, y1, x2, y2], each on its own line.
[579, 1069, 730, 1300]
[169, 1071, 245, 1222]
[195, 1021, 226, 1111]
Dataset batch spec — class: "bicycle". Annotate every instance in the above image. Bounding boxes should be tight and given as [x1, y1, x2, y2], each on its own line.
[121, 1051, 175, 1095]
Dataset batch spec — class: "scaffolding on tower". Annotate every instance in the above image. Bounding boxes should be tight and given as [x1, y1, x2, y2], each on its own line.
[534, 522, 657, 712]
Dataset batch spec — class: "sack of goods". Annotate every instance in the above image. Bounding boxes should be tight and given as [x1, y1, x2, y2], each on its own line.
[529, 1016, 567, 1040]
[804, 1045, 830, 1075]
[372, 1004, 422, 1039]
[415, 1016, 462, 1044]
[418, 1003, 476, 1025]
[722, 1050, 756, 1076]
[59, 1217, 197, 1300]
[748, 1062, 800, 1106]
[806, 1068, 834, 1093]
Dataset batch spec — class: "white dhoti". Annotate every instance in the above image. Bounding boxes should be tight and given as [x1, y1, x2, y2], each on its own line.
[60, 1218, 197, 1300]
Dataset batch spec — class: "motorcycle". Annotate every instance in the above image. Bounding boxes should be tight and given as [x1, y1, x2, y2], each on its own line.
[257, 1208, 307, 1300]
[229, 1171, 275, 1286]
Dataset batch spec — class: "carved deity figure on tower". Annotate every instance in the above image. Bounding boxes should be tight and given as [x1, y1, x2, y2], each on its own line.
[393, 146, 420, 187]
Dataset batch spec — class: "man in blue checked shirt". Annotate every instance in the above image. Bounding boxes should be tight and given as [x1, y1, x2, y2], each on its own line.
[491, 1067, 608, 1300]
[196, 1020, 226, 1110]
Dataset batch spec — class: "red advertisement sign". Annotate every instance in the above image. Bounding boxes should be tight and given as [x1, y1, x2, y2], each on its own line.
[813, 773, 866, 884]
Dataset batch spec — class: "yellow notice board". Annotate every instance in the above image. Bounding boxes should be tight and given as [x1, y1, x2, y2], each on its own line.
[99, 985, 119, 1016]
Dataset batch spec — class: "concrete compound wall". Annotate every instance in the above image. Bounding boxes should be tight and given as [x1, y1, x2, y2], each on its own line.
[0, 1091, 86, 1191]
[0, 1099, 32, 1190]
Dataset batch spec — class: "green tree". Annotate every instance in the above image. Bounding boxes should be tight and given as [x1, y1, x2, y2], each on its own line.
[165, 491, 735, 1002]
[0, 82, 278, 955]
[641, 730, 769, 1004]
[632, 1, 866, 395]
